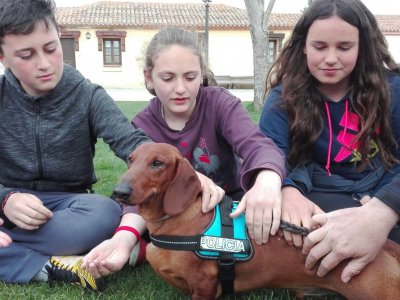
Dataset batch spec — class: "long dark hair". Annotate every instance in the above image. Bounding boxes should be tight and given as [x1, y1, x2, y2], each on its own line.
[266, 0, 400, 169]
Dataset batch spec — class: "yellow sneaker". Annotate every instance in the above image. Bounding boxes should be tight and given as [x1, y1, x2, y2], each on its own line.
[46, 256, 105, 291]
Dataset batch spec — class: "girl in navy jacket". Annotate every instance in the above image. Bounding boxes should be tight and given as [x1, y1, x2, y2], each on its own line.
[260, 0, 400, 284]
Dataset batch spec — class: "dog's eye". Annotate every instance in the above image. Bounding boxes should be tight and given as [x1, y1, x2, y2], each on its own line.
[151, 160, 164, 168]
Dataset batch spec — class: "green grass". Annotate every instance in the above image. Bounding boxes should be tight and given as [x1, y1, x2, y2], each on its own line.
[244, 101, 261, 123]
[0, 101, 310, 299]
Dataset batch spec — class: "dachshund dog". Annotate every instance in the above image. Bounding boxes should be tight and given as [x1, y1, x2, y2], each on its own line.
[113, 143, 400, 300]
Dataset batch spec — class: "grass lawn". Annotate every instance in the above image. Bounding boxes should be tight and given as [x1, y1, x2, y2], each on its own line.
[0, 101, 306, 299]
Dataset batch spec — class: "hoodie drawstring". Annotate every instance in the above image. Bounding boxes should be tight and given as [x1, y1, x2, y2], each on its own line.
[343, 99, 349, 139]
[324, 102, 332, 176]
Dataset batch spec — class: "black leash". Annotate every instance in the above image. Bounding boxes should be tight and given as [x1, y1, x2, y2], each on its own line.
[279, 220, 312, 236]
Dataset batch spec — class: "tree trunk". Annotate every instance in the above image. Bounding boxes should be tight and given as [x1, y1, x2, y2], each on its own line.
[244, 0, 275, 111]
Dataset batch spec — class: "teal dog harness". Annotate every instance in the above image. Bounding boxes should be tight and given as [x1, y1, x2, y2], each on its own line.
[149, 195, 254, 295]
[195, 200, 252, 260]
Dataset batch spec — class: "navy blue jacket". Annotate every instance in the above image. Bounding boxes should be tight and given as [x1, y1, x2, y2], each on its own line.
[260, 72, 400, 215]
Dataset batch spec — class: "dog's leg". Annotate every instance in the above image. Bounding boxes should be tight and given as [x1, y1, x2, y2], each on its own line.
[188, 260, 219, 300]
[147, 245, 220, 299]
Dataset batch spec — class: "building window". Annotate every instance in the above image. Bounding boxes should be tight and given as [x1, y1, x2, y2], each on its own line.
[58, 30, 80, 68]
[267, 40, 278, 64]
[104, 39, 121, 65]
[59, 30, 81, 51]
[268, 33, 285, 64]
[96, 31, 126, 66]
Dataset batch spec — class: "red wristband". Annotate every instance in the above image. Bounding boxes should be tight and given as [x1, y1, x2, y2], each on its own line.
[114, 226, 141, 241]
[1, 191, 18, 212]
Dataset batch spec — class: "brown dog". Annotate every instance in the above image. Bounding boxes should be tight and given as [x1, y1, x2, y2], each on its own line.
[113, 143, 400, 300]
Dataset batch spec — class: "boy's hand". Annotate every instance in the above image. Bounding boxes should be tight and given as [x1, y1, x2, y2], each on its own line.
[3, 193, 53, 230]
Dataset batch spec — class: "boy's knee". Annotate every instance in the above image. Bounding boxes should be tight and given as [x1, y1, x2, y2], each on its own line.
[89, 195, 122, 214]
[78, 195, 122, 229]
[103, 196, 122, 215]
[96, 196, 122, 227]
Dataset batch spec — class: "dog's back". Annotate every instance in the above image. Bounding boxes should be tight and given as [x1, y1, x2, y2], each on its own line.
[234, 236, 400, 299]
[145, 209, 400, 299]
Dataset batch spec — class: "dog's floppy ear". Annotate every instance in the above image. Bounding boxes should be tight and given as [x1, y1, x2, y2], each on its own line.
[163, 157, 202, 216]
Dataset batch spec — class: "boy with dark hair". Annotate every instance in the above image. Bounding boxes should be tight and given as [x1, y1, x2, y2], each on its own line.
[0, 0, 151, 291]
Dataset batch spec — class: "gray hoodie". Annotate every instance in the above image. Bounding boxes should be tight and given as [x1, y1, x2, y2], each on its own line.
[0, 64, 150, 202]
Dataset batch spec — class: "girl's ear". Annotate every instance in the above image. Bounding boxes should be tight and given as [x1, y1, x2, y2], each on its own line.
[143, 70, 153, 89]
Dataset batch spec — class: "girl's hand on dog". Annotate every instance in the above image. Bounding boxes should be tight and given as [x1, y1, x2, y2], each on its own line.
[82, 231, 135, 277]
[83, 213, 145, 277]
[280, 186, 323, 248]
[195, 171, 225, 213]
[2, 193, 52, 230]
[231, 169, 282, 245]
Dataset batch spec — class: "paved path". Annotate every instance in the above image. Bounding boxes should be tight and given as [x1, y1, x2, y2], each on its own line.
[106, 88, 254, 102]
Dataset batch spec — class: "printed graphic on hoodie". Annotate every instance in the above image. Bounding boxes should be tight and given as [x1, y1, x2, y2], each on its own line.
[192, 137, 221, 184]
[334, 110, 379, 163]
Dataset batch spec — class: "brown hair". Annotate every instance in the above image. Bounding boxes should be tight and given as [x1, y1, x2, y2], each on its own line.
[0, 0, 58, 55]
[143, 27, 216, 96]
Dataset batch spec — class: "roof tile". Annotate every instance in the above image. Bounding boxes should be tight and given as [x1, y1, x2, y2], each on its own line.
[55, 1, 400, 32]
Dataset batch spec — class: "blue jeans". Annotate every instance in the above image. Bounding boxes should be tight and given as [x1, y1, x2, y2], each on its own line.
[0, 190, 121, 283]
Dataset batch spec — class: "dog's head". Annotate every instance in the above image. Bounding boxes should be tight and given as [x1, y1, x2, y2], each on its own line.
[112, 143, 202, 220]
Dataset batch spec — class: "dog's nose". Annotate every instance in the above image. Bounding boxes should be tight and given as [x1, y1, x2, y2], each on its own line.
[111, 181, 132, 203]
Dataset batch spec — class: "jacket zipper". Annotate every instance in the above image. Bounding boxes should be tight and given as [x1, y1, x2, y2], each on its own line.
[34, 101, 44, 189]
